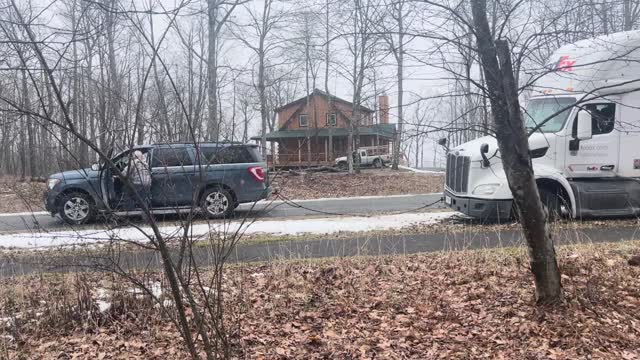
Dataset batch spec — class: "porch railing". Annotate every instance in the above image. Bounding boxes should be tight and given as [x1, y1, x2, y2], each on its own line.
[267, 152, 333, 166]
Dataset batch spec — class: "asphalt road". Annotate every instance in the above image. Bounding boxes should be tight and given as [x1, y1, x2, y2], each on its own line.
[0, 193, 445, 233]
[2, 224, 638, 277]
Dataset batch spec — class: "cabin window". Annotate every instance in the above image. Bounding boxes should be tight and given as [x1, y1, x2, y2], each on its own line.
[572, 103, 616, 136]
[299, 114, 309, 127]
[326, 113, 337, 126]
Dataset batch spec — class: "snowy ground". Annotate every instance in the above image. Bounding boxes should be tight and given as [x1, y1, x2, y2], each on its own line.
[398, 165, 444, 174]
[0, 211, 458, 249]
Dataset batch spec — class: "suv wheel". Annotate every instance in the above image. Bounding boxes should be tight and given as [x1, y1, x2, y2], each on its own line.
[59, 192, 94, 225]
[201, 187, 233, 218]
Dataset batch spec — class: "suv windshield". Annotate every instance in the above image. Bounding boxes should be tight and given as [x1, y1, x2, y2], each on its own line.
[524, 97, 576, 133]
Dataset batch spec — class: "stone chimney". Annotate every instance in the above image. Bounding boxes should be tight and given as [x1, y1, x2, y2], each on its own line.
[378, 94, 389, 124]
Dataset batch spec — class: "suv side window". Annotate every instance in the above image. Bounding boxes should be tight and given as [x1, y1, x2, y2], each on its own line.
[112, 151, 131, 171]
[152, 147, 193, 167]
[202, 146, 256, 164]
[573, 103, 616, 136]
[200, 147, 221, 164]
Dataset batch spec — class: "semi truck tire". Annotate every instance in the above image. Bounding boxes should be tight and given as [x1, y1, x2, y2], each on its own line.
[539, 188, 564, 221]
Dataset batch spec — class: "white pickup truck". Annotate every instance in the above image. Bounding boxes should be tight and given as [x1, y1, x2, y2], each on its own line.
[335, 146, 392, 169]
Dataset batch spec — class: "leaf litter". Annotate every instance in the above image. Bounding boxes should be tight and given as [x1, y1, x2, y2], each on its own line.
[273, 169, 444, 200]
[0, 241, 638, 359]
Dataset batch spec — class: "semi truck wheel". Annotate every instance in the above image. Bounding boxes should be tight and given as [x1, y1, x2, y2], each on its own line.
[539, 188, 564, 221]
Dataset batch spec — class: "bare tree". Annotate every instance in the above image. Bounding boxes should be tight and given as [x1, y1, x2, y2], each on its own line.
[0, 1, 280, 358]
[290, 8, 323, 165]
[232, 0, 283, 156]
[208, 0, 244, 142]
[469, 0, 561, 303]
[335, 0, 384, 173]
[381, 0, 413, 170]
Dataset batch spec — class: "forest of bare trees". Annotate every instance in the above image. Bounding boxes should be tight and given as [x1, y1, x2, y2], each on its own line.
[4, 0, 640, 357]
[1, 0, 640, 179]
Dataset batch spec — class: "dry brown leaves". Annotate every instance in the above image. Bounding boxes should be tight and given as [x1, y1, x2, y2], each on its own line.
[1, 241, 639, 359]
[0, 177, 46, 213]
[272, 169, 444, 200]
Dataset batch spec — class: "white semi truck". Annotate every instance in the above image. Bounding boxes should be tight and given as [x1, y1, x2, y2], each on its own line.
[443, 30, 640, 221]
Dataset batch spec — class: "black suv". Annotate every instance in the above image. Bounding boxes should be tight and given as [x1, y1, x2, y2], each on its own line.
[44, 143, 271, 224]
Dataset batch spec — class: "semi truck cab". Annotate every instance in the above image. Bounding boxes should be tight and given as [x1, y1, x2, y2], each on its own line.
[443, 30, 640, 221]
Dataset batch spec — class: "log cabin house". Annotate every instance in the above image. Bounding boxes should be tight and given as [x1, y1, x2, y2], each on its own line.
[253, 89, 396, 168]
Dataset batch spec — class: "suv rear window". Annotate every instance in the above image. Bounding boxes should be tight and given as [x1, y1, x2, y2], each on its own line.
[152, 147, 193, 167]
[200, 146, 261, 164]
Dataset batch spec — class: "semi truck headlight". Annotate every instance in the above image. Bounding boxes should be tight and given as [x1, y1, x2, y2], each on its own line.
[47, 178, 61, 190]
[472, 184, 500, 195]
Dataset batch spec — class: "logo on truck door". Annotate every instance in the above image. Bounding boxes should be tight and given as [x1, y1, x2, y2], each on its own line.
[555, 56, 576, 72]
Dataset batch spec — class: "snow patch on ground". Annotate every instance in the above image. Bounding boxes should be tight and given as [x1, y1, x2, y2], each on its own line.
[94, 287, 112, 313]
[398, 165, 444, 174]
[96, 300, 111, 313]
[0, 211, 457, 249]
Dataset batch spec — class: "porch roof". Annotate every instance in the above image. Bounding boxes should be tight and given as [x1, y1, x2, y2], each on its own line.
[251, 123, 396, 141]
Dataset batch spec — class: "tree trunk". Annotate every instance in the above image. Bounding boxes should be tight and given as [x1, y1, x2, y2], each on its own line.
[470, 0, 562, 304]
[20, 70, 29, 180]
[391, 1, 404, 170]
[601, 1, 609, 34]
[325, 0, 333, 162]
[149, 8, 172, 142]
[207, 0, 219, 142]
[105, 0, 119, 151]
[414, 134, 419, 168]
[623, 0, 633, 31]
[71, 0, 87, 167]
[258, 0, 272, 158]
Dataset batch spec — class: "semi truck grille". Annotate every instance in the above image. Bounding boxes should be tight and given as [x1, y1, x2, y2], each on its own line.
[446, 153, 470, 193]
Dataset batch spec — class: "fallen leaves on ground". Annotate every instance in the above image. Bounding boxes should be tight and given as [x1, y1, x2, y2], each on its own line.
[1, 241, 639, 359]
[0, 177, 46, 213]
[272, 168, 444, 200]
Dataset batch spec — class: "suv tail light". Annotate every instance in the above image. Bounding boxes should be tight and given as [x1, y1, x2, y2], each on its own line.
[248, 166, 265, 182]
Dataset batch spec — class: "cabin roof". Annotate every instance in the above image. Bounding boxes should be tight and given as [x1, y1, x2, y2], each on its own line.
[274, 88, 375, 113]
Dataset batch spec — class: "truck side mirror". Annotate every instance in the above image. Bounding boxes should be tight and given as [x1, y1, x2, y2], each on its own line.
[576, 110, 592, 140]
[437, 137, 449, 152]
[480, 143, 490, 167]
